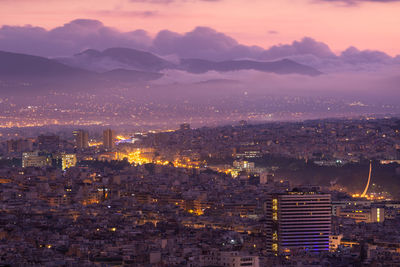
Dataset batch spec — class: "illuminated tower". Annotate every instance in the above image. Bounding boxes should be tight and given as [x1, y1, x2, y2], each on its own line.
[265, 190, 331, 255]
[73, 130, 89, 150]
[61, 154, 77, 170]
[103, 129, 115, 150]
[360, 161, 372, 198]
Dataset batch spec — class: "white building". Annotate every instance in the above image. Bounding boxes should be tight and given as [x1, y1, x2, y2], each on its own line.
[200, 250, 259, 267]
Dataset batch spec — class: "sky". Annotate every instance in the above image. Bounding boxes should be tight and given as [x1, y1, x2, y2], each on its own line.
[0, 0, 400, 56]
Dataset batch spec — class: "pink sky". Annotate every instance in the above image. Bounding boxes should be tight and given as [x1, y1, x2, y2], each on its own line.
[1, 0, 400, 55]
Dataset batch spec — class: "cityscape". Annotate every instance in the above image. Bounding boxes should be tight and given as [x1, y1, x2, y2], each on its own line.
[1, 0, 400, 266]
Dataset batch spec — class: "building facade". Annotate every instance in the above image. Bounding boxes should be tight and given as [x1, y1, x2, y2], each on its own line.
[265, 190, 331, 254]
[103, 129, 115, 150]
[73, 130, 89, 150]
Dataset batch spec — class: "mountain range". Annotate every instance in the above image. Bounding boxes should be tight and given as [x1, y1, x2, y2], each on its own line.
[56, 48, 174, 73]
[57, 48, 322, 76]
[0, 50, 163, 87]
[0, 48, 322, 91]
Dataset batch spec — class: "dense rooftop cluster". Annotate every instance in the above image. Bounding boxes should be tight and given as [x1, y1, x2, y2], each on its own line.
[1, 117, 400, 266]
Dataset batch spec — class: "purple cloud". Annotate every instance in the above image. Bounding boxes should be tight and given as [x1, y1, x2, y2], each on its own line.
[261, 37, 336, 60]
[129, 0, 175, 3]
[322, 0, 400, 2]
[129, 0, 221, 3]
[317, 0, 400, 5]
[0, 19, 398, 72]
[256, 37, 399, 72]
[152, 27, 263, 60]
[0, 19, 152, 57]
[340, 46, 392, 64]
[94, 10, 158, 17]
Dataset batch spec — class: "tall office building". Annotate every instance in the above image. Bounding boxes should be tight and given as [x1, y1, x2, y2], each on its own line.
[265, 190, 331, 255]
[103, 129, 115, 150]
[6, 139, 33, 153]
[38, 135, 60, 152]
[73, 130, 89, 149]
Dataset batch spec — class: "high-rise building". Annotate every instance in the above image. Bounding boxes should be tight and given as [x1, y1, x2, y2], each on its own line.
[61, 154, 77, 170]
[38, 135, 60, 152]
[103, 129, 115, 150]
[265, 190, 331, 255]
[73, 130, 89, 149]
[22, 151, 52, 168]
[6, 139, 33, 153]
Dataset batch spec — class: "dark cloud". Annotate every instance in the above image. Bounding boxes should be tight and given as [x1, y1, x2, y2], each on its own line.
[152, 27, 263, 60]
[340, 46, 392, 64]
[257, 37, 399, 72]
[0, 19, 152, 57]
[261, 37, 336, 60]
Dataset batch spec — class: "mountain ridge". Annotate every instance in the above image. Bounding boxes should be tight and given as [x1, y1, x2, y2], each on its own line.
[0, 50, 164, 92]
[56, 47, 322, 76]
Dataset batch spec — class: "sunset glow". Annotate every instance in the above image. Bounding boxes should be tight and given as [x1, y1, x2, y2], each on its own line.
[1, 0, 399, 55]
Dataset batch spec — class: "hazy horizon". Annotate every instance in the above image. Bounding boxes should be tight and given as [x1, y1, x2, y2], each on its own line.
[0, 1, 399, 129]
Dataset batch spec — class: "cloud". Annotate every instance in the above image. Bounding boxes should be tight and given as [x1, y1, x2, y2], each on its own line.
[152, 27, 264, 60]
[317, 0, 400, 6]
[129, 0, 221, 3]
[261, 37, 336, 60]
[258, 37, 399, 72]
[0, 19, 152, 57]
[0, 19, 398, 72]
[323, 0, 400, 2]
[340, 46, 392, 64]
[94, 10, 158, 17]
[129, 0, 175, 3]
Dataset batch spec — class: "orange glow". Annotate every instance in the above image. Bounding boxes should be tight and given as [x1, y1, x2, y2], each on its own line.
[88, 141, 102, 147]
[352, 193, 387, 201]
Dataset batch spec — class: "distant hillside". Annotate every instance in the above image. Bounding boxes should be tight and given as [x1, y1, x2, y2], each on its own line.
[179, 58, 322, 76]
[57, 47, 175, 72]
[0, 50, 88, 76]
[101, 69, 163, 82]
[56, 47, 322, 76]
[0, 50, 163, 90]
